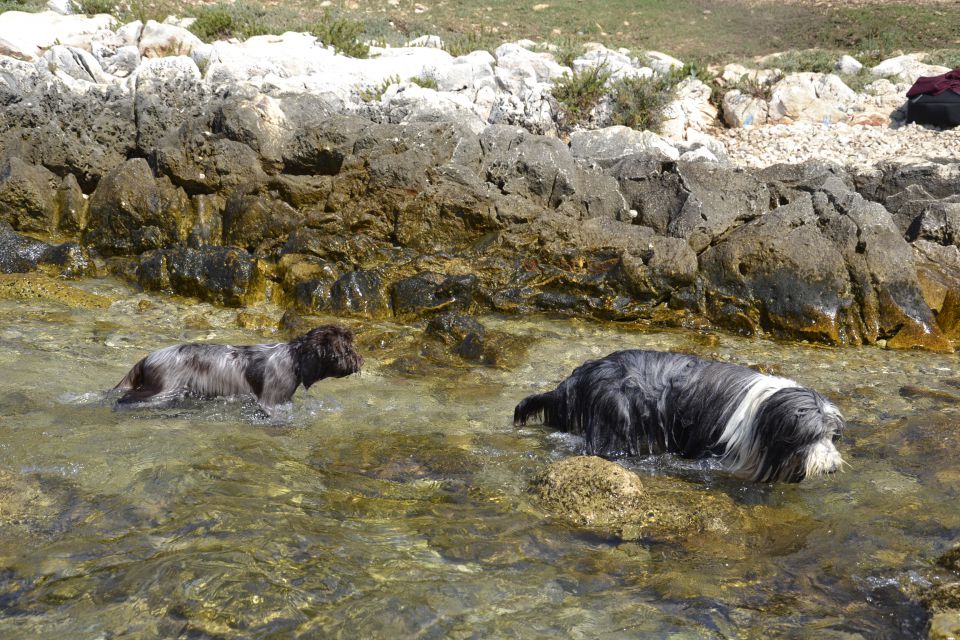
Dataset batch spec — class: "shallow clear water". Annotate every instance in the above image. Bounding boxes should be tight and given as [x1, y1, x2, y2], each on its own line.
[0, 277, 957, 639]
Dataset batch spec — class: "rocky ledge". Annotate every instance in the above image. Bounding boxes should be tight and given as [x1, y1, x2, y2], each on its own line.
[0, 11, 959, 351]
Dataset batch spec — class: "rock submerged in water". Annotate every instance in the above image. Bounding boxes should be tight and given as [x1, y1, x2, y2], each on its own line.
[530, 455, 745, 540]
[0, 273, 112, 308]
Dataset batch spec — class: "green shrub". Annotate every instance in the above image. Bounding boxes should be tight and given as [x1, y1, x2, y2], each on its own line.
[312, 13, 369, 58]
[72, 0, 114, 16]
[359, 74, 401, 102]
[839, 70, 890, 94]
[760, 49, 836, 74]
[0, 0, 44, 11]
[726, 71, 782, 101]
[442, 28, 498, 57]
[188, 2, 277, 41]
[607, 70, 682, 133]
[410, 74, 438, 90]
[552, 63, 612, 128]
[924, 49, 960, 69]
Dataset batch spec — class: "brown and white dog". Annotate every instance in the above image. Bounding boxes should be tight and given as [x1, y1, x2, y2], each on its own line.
[113, 325, 362, 412]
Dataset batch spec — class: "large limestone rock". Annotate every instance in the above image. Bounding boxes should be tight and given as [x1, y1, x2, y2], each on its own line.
[0, 10, 114, 61]
[700, 196, 855, 342]
[0, 59, 135, 188]
[569, 126, 679, 164]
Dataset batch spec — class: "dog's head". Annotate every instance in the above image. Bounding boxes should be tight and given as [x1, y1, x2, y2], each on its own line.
[293, 325, 363, 388]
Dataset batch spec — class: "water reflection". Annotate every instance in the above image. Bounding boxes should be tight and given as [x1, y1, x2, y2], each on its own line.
[0, 277, 955, 638]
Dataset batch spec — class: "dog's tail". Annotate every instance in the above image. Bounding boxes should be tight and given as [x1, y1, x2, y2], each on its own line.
[513, 392, 557, 427]
[113, 358, 146, 392]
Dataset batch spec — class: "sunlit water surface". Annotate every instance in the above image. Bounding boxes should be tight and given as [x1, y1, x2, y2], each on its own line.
[0, 277, 957, 639]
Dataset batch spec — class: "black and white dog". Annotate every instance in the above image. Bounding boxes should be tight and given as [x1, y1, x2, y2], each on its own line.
[514, 350, 845, 483]
[113, 325, 362, 412]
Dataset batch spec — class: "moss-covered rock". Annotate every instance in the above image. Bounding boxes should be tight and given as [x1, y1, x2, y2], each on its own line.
[531, 456, 745, 540]
[0, 157, 60, 233]
[0, 273, 112, 308]
[137, 245, 264, 307]
[929, 610, 960, 640]
[84, 158, 192, 256]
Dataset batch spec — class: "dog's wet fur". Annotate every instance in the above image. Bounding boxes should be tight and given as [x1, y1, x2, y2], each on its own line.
[113, 325, 362, 413]
[514, 349, 845, 483]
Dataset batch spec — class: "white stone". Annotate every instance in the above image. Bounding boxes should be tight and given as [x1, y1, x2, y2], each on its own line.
[768, 73, 851, 124]
[433, 50, 496, 92]
[836, 54, 862, 76]
[139, 19, 204, 58]
[494, 42, 568, 95]
[871, 54, 950, 83]
[379, 83, 488, 134]
[46, 0, 72, 15]
[645, 50, 684, 75]
[0, 10, 115, 61]
[722, 90, 768, 127]
[41, 44, 111, 84]
[679, 147, 718, 163]
[663, 77, 716, 138]
[569, 126, 680, 162]
[98, 44, 140, 77]
[116, 20, 143, 47]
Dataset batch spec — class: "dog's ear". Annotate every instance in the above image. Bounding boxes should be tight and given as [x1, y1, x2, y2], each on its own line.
[296, 325, 363, 388]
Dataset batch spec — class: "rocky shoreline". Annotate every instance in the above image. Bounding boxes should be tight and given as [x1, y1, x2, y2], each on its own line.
[0, 9, 958, 356]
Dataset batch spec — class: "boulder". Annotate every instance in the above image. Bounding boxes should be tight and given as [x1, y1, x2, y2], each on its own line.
[0, 10, 115, 61]
[0, 219, 94, 277]
[768, 73, 854, 124]
[700, 196, 855, 342]
[134, 56, 206, 154]
[84, 158, 192, 256]
[329, 270, 389, 317]
[0, 157, 60, 233]
[138, 19, 204, 58]
[569, 126, 679, 164]
[530, 456, 744, 540]
[835, 54, 862, 76]
[391, 272, 479, 317]
[870, 54, 950, 83]
[815, 177, 951, 350]
[722, 90, 769, 127]
[138, 245, 263, 306]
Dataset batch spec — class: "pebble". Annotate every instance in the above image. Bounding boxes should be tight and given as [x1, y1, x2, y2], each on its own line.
[717, 122, 960, 170]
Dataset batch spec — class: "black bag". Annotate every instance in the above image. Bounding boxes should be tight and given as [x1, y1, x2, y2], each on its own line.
[907, 89, 960, 128]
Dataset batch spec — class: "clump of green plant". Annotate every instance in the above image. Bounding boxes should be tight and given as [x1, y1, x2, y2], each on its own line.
[359, 74, 401, 102]
[839, 70, 891, 94]
[726, 71, 782, 101]
[924, 49, 960, 69]
[442, 28, 498, 57]
[72, 0, 114, 16]
[188, 1, 279, 41]
[760, 49, 836, 74]
[311, 12, 369, 58]
[552, 63, 612, 127]
[0, 0, 44, 12]
[410, 74, 438, 90]
[607, 69, 684, 133]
